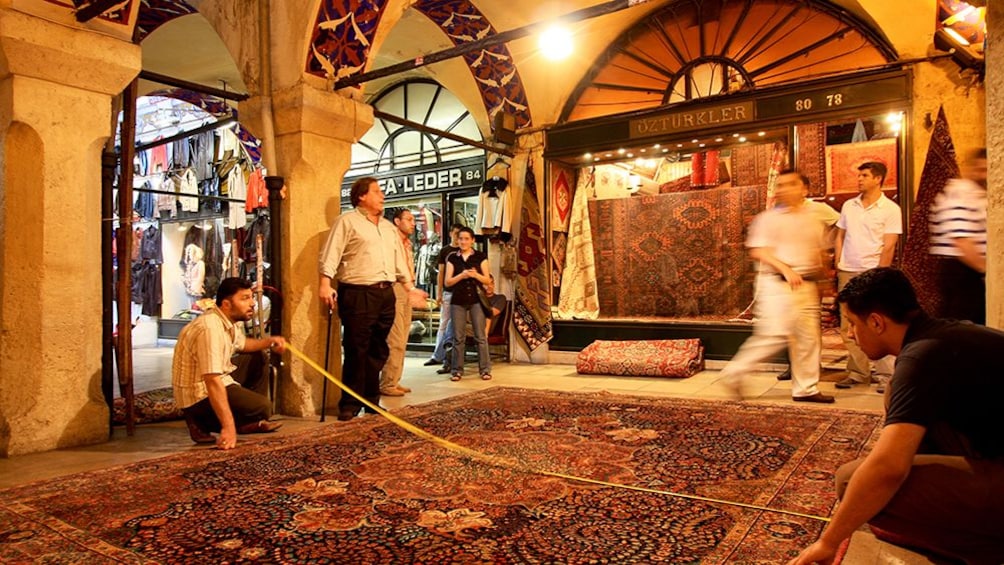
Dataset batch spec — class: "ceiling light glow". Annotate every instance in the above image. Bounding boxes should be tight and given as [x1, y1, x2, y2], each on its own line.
[539, 25, 574, 61]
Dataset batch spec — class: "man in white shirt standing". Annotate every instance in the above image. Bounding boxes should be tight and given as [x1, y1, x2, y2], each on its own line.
[834, 161, 902, 392]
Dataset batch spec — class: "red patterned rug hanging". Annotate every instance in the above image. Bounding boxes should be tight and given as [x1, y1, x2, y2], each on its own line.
[513, 159, 553, 350]
[0, 388, 880, 563]
[902, 106, 959, 315]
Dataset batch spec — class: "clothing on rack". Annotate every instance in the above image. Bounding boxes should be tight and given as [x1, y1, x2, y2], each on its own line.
[140, 225, 163, 263]
[156, 175, 177, 218]
[476, 176, 514, 237]
[245, 168, 268, 212]
[150, 141, 169, 175]
[177, 168, 200, 213]
[191, 131, 215, 182]
[135, 181, 156, 220]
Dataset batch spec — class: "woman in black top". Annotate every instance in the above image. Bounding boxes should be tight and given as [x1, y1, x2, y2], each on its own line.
[444, 227, 492, 380]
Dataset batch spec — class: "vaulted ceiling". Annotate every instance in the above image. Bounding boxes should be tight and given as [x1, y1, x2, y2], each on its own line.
[53, 0, 935, 134]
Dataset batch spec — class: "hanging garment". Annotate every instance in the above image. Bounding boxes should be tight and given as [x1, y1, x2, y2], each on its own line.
[476, 177, 514, 237]
[244, 168, 268, 212]
[156, 174, 177, 218]
[201, 176, 221, 214]
[139, 262, 162, 317]
[183, 223, 224, 297]
[171, 137, 191, 170]
[140, 225, 163, 263]
[177, 168, 200, 213]
[240, 212, 271, 263]
[191, 131, 215, 182]
[135, 150, 149, 176]
[131, 227, 143, 262]
[150, 141, 169, 174]
[135, 181, 156, 220]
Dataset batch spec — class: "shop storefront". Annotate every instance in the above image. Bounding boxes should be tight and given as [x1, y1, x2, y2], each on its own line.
[545, 68, 912, 359]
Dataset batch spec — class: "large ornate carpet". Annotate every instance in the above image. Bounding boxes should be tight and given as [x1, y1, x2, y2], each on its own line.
[0, 389, 881, 564]
[589, 187, 765, 318]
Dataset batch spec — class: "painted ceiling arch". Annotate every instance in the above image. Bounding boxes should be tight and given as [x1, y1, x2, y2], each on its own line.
[562, 0, 898, 122]
[134, 0, 198, 42]
[306, 0, 533, 129]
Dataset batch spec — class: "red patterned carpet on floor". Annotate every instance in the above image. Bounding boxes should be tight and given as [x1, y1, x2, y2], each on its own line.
[0, 388, 881, 564]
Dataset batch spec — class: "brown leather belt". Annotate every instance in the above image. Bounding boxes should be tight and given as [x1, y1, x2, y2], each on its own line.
[339, 281, 393, 290]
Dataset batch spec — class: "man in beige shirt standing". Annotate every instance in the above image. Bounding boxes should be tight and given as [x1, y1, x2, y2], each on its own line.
[172, 277, 285, 450]
[319, 177, 427, 421]
[380, 208, 418, 396]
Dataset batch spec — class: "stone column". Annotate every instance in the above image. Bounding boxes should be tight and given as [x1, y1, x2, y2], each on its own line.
[987, 2, 1003, 328]
[241, 82, 373, 417]
[0, 10, 141, 455]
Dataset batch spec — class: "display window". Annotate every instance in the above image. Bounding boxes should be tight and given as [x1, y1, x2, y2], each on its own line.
[545, 70, 911, 355]
[552, 109, 905, 324]
[112, 92, 267, 346]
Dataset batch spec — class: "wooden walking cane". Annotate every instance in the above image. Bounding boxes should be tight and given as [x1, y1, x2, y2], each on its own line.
[320, 308, 333, 422]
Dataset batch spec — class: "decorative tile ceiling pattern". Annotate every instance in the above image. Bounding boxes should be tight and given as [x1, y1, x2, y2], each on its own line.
[413, 0, 532, 128]
[134, 0, 197, 42]
[307, 0, 533, 128]
[44, 0, 135, 25]
[306, 0, 389, 79]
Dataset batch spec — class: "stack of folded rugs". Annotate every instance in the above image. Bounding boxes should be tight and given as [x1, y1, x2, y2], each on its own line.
[576, 339, 704, 378]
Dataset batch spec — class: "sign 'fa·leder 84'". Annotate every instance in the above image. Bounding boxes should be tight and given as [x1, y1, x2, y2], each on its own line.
[341, 158, 486, 202]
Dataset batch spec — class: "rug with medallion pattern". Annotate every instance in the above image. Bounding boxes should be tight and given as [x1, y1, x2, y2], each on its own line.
[0, 388, 881, 564]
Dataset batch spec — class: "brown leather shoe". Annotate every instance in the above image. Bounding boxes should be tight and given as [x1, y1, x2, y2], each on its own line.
[793, 393, 835, 404]
[184, 413, 215, 444]
[396, 385, 412, 393]
[380, 387, 405, 397]
[337, 408, 358, 421]
[236, 420, 283, 434]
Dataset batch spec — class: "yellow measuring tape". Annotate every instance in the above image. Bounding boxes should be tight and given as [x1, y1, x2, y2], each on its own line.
[287, 344, 830, 523]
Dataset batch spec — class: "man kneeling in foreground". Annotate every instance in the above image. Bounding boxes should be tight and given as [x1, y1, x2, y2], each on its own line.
[789, 268, 1003, 565]
[172, 277, 286, 450]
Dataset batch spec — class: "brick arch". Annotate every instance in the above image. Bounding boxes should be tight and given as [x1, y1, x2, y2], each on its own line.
[306, 0, 533, 128]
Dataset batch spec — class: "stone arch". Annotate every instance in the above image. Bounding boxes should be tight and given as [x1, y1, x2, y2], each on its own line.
[561, 0, 899, 122]
[306, 0, 533, 129]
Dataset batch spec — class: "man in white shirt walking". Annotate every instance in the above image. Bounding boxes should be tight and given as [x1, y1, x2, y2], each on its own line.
[834, 161, 902, 392]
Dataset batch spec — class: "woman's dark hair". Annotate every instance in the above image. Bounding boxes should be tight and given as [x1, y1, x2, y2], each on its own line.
[836, 268, 921, 323]
[216, 277, 253, 307]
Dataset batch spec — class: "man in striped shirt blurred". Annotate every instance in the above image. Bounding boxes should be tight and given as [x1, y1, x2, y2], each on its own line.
[929, 148, 987, 324]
